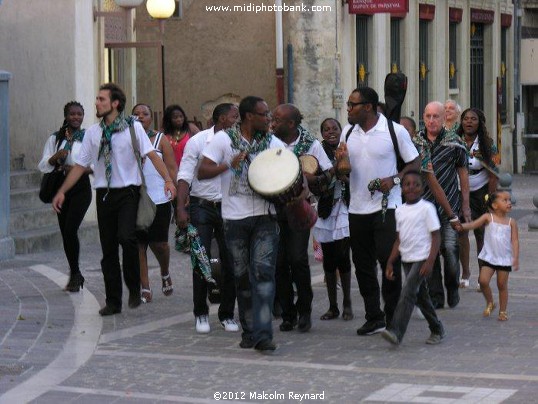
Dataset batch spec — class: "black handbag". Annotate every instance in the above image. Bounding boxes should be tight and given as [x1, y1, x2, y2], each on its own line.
[39, 169, 65, 203]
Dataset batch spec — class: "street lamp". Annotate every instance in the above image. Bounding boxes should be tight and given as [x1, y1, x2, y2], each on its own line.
[146, 0, 175, 19]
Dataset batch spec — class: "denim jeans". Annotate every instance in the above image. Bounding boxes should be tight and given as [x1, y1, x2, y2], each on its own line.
[190, 198, 236, 321]
[427, 220, 460, 307]
[224, 215, 279, 345]
[349, 210, 402, 325]
[276, 219, 312, 322]
[389, 261, 444, 342]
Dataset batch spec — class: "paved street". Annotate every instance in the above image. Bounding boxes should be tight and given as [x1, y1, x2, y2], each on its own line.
[1, 174, 537, 403]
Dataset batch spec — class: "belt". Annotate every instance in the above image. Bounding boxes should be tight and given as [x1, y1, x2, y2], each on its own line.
[190, 196, 221, 209]
[469, 168, 483, 175]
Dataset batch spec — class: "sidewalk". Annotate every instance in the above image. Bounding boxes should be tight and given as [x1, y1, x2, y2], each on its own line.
[0, 174, 537, 403]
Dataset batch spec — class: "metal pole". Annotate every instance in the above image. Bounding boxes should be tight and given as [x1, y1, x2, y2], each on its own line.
[513, 0, 521, 173]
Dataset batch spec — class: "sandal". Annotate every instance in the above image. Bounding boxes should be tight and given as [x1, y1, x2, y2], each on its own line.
[459, 278, 470, 288]
[141, 288, 152, 303]
[483, 302, 496, 317]
[498, 311, 509, 321]
[161, 274, 173, 296]
[342, 306, 354, 321]
[320, 308, 339, 320]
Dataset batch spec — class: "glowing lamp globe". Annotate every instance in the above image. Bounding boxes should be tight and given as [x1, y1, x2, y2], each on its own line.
[146, 0, 175, 19]
[114, 0, 145, 8]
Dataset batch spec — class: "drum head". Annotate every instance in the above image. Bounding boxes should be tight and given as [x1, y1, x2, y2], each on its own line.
[299, 155, 319, 175]
[248, 148, 300, 196]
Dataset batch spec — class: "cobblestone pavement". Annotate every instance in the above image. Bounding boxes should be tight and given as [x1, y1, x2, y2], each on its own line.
[1, 174, 537, 403]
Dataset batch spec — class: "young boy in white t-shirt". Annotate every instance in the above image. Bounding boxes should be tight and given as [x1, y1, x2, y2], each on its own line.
[382, 170, 446, 345]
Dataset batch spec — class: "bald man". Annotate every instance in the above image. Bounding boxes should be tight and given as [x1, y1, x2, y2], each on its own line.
[413, 101, 470, 310]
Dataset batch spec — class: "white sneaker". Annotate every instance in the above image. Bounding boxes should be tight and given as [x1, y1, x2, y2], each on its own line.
[195, 315, 210, 334]
[220, 318, 240, 332]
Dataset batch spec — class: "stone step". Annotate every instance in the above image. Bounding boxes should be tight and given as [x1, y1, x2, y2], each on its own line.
[10, 206, 58, 233]
[10, 170, 41, 190]
[10, 186, 42, 210]
[13, 222, 99, 254]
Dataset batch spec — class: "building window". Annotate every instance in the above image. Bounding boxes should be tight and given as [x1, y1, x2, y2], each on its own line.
[390, 18, 401, 73]
[419, 19, 429, 127]
[356, 16, 369, 87]
[470, 23, 484, 110]
[449, 22, 458, 89]
[500, 27, 508, 124]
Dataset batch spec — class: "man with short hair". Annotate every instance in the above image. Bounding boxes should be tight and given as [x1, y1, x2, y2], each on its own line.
[338, 87, 420, 335]
[53, 83, 176, 316]
[177, 103, 240, 334]
[271, 104, 333, 333]
[198, 96, 284, 352]
[413, 101, 470, 309]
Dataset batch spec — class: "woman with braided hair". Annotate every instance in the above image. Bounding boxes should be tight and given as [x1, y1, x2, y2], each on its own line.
[38, 101, 92, 292]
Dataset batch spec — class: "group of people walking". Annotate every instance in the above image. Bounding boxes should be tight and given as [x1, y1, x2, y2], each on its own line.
[39, 83, 519, 353]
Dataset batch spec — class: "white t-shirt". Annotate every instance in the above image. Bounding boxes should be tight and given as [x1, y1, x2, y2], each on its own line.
[341, 114, 418, 214]
[76, 121, 155, 188]
[282, 137, 333, 172]
[177, 126, 221, 202]
[38, 134, 84, 173]
[395, 199, 441, 263]
[202, 130, 285, 220]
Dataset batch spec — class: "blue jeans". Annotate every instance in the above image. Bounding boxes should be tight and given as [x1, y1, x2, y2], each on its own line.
[427, 221, 460, 307]
[223, 215, 279, 345]
[389, 261, 444, 342]
[190, 198, 236, 321]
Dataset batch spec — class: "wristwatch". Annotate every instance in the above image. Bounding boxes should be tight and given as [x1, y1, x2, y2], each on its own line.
[392, 176, 401, 186]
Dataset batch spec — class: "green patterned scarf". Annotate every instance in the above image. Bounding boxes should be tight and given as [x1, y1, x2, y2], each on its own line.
[98, 113, 135, 197]
[292, 125, 316, 157]
[226, 123, 272, 176]
[413, 127, 467, 173]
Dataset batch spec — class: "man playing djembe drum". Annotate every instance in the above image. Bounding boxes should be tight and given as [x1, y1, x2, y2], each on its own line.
[271, 104, 333, 333]
[198, 96, 284, 352]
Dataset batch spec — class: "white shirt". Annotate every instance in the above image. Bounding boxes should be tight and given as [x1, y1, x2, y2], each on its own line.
[468, 137, 489, 191]
[341, 114, 419, 214]
[38, 135, 84, 173]
[396, 199, 441, 263]
[76, 121, 154, 188]
[177, 126, 221, 202]
[282, 137, 333, 172]
[202, 130, 285, 220]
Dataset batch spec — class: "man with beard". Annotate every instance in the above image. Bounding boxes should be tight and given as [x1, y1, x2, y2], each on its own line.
[270, 104, 333, 333]
[337, 87, 420, 335]
[53, 83, 176, 316]
[198, 96, 284, 352]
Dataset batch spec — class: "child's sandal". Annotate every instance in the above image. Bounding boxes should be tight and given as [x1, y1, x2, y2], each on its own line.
[483, 302, 496, 317]
[498, 311, 509, 321]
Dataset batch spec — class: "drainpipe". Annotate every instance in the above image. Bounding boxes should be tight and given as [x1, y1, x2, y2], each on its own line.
[275, 0, 284, 104]
[287, 43, 294, 104]
[513, 0, 521, 173]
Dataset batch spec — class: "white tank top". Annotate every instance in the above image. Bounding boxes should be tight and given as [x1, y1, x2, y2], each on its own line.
[478, 213, 512, 266]
[143, 133, 169, 205]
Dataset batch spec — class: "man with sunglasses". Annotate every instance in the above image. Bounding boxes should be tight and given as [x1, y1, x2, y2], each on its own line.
[338, 87, 420, 336]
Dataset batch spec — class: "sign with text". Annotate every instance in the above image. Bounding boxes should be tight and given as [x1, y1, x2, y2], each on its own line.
[349, 0, 408, 14]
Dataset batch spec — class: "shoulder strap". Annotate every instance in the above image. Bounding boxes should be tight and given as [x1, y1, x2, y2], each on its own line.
[387, 119, 405, 172]
[129, 125, 146, 186]
[154, 132, 163, 149]
[345, 125, 354, 142]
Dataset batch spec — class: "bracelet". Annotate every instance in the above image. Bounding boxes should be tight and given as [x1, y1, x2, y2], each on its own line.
[165, 180, 174, 183]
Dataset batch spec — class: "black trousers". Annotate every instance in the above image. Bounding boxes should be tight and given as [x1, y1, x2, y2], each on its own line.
[96, 186, 140, 310]
[57, 175, 92, 275]
[276, 219, 313, 322]
[348, 210, 402, 325]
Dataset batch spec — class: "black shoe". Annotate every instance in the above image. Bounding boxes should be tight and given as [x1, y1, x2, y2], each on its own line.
[279, 319, 297, 332]
[447, 290, 460, 308]
[255, 339, 277, 351]
[356, 320, 386, 336]
[297, 314, 312, 333]
[99, 306, 121, 316]
[239, 338, 255, 349]
[64, 273, 85, 292]
[128, 293, 142, 309]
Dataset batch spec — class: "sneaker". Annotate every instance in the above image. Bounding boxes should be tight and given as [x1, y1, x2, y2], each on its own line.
[255, 339, 277, 352]
[356, 320, 386, 336]
[220, 318, 240, 332]
[381, 329, 400, 345]
[195, 315, 210, 334]
[425, 332, 445, 345]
